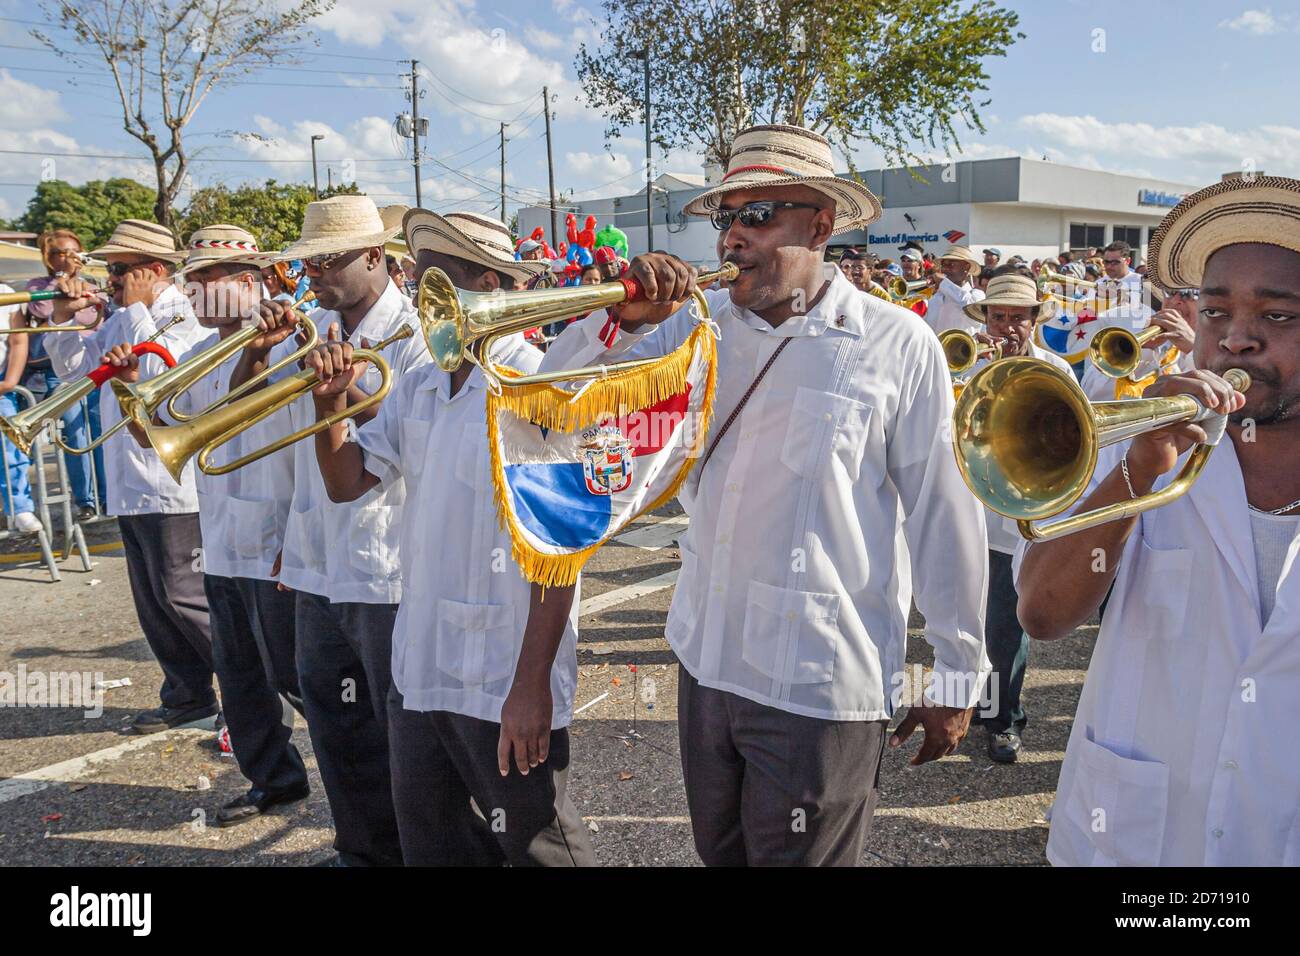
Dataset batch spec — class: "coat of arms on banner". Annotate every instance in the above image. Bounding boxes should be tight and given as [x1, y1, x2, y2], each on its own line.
[580, 424, 634, 495]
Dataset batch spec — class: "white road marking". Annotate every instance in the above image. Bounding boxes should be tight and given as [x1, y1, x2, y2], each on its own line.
[614, 514, 688, 552]
[572, 692, 610, 715]
[579, 569, 679, 617]
[0, 728, 208, 805]
[584, 814, 692, 824]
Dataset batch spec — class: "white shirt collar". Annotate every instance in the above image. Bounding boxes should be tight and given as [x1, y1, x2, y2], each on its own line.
[727, 266, 865, 338]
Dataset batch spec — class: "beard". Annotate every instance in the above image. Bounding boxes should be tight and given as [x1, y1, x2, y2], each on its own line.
[1224, 366, 1300, 426]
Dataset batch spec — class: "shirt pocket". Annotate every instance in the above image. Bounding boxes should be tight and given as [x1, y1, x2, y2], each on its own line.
[346, 503, 398, 579]
[1126, 540, 1193, 640]
[435, 598, 519, 688]
[399, 416, 432, 483]
[740, 580, 840, 685]
[284, 498, 326, 574]
[778, 386, 874, 484]
[1063, 733, 1169, 866]
[227, 498, 281, 562]
[455, 421, 488, 487]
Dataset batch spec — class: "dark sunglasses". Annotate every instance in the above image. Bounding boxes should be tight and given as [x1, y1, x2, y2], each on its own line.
[710, 201, 822, 231]
[106, 261, 162, 277]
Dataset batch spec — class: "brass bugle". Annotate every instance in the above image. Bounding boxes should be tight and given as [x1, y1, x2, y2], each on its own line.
[887, 277, 931, 299]
[951, 357, 1250, 540]
[939, 329, 1002, 376]
[114, 293, 317, 429]
[1088, 323, 1165, 379]
[0, 318, 183, 456]
[417, 261, 739, 388]
[129, 325, 414, 482]
[0, 287, 108, 333]
[1038, 267, 1097, 292]
[165, 292, 318, 422]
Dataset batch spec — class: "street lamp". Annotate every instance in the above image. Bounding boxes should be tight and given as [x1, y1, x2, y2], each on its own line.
[310, 134, 325, 198]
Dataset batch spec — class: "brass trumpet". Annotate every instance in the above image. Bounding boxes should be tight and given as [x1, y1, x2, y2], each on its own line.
[887, 277, 931, 299]
[939, 329, 1002, 376]
[127, 325, 413, 482]
[952, 357, 1250, 540]
[1087, 323, 1166, 379]
[417, 261, 739, 388]
[0, 287, 108, 333]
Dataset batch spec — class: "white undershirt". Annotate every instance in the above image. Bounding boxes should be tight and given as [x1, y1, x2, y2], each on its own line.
[1248, 509, 1300, 623]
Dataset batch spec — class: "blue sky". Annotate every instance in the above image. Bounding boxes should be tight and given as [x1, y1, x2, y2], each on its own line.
[0, 0, 1297, 225]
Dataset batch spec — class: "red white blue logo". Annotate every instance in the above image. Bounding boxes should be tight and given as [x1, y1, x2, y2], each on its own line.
[580, 424, 634, 495]
[943, 230, 966, 243]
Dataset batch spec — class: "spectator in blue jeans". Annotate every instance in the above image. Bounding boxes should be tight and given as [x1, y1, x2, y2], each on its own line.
[1, 290, 41, 534]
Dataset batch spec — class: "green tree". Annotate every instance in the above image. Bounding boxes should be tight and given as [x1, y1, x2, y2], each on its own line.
[13, 178, 158, 248]
[177, 180, 360, 250]
[575, 0, 1022, 170]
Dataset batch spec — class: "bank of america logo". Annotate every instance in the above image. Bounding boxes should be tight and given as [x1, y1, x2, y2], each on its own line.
[943, 230, 966, 243]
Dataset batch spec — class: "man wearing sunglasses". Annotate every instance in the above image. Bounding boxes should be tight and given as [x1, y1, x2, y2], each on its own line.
[540, 124, 989, 866]
[1098, 240, 1144, 309]
[47, 220, 216, 737]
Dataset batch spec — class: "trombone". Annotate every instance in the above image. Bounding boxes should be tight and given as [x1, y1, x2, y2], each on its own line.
[0, 286, 109, 334]
[417, 261, 739, 388]
[0, 317, 183, 456]
[126, 325, 413, 482]
[951, 357, 1250, 540]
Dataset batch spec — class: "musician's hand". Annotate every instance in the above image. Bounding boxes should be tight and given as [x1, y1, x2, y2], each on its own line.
[497, 671, 553, 777]
[1146, 308, 1195, 354]
[889, 702, 973, 765]
[1125, 370, 1247, 487]
[615, 252, 697, 330]
[247, 298, 304, 355]
[306, 324, 368, 402]
[120, 266, 165, 310]
[100, 343, 141, 383]
[51, 276, 103, 325]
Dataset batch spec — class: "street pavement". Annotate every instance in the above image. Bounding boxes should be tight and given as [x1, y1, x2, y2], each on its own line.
[0, 506, 1096, 866]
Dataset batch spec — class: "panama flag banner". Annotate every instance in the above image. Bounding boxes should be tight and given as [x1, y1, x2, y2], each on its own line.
[487, 322, 717, 587]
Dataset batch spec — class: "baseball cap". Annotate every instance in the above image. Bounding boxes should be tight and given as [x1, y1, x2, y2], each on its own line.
[899, 249, 922, 262]
[983, 247, 1002, 257]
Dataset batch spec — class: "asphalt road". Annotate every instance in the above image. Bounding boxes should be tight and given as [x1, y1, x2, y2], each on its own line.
[0, 507, 1096, 866]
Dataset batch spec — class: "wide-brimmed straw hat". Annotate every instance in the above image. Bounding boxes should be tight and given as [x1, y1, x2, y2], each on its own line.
[1150, 175, 1300, 289]
[682, 124, 882, 235]
[403, 209, 546, 284]
[176, 225, 277, 276]
[88, 219, 185, 263]
[963, 274, 1043, 324]
[277, 195, 405, 261]
[939, 245, 982, 268]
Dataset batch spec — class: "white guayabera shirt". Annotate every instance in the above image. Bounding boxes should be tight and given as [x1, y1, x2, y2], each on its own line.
[542, 267, 990, 721]
[46, 284, 206, 516]
[357, 333, 579, 726]
[278, 281, 430, 604]
[925, 276, 984, 336]
[162, 332, 298, 580]
[1014, 439, 1300, 866]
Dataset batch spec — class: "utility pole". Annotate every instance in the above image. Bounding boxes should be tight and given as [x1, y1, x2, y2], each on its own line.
[410, 60, 423, 207]
[499, 122, 508, 224]
[642, 50, 653, 251]
[543, 86, 557, 249]
[310, 134, 324, 198]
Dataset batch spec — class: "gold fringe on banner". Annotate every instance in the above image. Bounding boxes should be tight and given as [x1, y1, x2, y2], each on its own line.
[486, 325, 717, 588]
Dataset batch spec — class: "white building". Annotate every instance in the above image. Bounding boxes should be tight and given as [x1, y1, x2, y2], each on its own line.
[517, 157, 1193, 266]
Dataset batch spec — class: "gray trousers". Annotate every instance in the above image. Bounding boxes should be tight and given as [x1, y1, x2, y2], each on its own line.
[205, 574, 307, 795]
[117, 512, 214, 711]
[678, 668, 888, 866]
[294, 590, 402, 866]
[387, 687, 596, 867]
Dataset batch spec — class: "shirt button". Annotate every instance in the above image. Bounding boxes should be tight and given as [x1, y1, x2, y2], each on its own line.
[785, 611, 796, 621]
[1224, 760, 1238, 770]
[717, 535, 729, 545]
[1212, 828, 1224, 839]
[727, 483, 739, 493]
[823, 413, 832, 421]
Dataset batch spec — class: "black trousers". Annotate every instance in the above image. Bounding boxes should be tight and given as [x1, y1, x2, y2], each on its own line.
[979, 550, 1029, 735]
[205, 574, 307, 794]
[117, 512, 214, 711]
[387, 687, 596, 867]
[677, 668, 888, 866]
[294, 589, 402, 866]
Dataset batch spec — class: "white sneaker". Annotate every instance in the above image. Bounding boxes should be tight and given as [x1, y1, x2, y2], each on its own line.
[12, 512, 42, 534]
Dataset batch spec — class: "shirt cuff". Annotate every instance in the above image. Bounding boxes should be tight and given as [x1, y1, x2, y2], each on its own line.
[923, 653, 991, 709]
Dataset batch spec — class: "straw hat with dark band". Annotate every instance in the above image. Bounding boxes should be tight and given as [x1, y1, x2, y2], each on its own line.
[403, 209, 547, 283]
[276, 195, 405, 261]
[963, 274, 1042, 324]
[176, 224, 277, 276]
[1150, 175, 1300, 289]
[682, 124, 882, 235]
[88, 219, 185, 263]
[939, 245, 982, 268]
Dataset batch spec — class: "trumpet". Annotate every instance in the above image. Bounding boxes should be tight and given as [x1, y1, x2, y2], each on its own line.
[951, 357, 1250, 540]
[127, 325, 413, 482]
[887, 277, 932, 299]
[939, 329, 1003, 376]
[0, 287, 109, 334]
[0, 320, 182, 456]
[1087, 323, 1165, 379]
[417, 261, 739, 388]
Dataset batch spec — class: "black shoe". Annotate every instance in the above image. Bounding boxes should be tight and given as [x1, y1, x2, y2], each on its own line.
[75, 505, 98, 521]
[988, 731, 1021, 763]
[128, 702, 219, 735]
[216, 784, 310, 827]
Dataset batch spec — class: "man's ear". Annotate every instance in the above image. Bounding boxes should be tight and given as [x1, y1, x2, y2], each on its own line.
[810, 207, 835, 249]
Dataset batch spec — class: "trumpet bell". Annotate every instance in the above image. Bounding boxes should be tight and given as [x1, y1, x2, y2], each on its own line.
[416, 268, 470, 372]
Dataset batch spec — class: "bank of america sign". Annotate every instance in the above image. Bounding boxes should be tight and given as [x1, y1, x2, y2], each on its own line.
[1138, 189, 1185, 208]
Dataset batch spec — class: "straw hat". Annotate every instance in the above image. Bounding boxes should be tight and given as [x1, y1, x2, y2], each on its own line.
[88, 219, 185, 263]
[276, 195, 405, 261]
[682, 124, 882, 235]
[939, 245, 982, 268]
[176, 225, 277, 276]
[403, 209, 546, 283]
[963, 274, 1043, 324]
[1150, 175, 1300, 289]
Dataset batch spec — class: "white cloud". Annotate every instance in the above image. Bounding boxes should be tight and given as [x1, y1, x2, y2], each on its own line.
[1217, 9, 1288, 34]
[0, 70, 67, 129]
[566, 149, 633, 183]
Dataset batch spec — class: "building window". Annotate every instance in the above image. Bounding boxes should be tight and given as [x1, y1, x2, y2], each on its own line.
[1113, 225, 1142, 249]
[1070, 222, 1106, 251]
